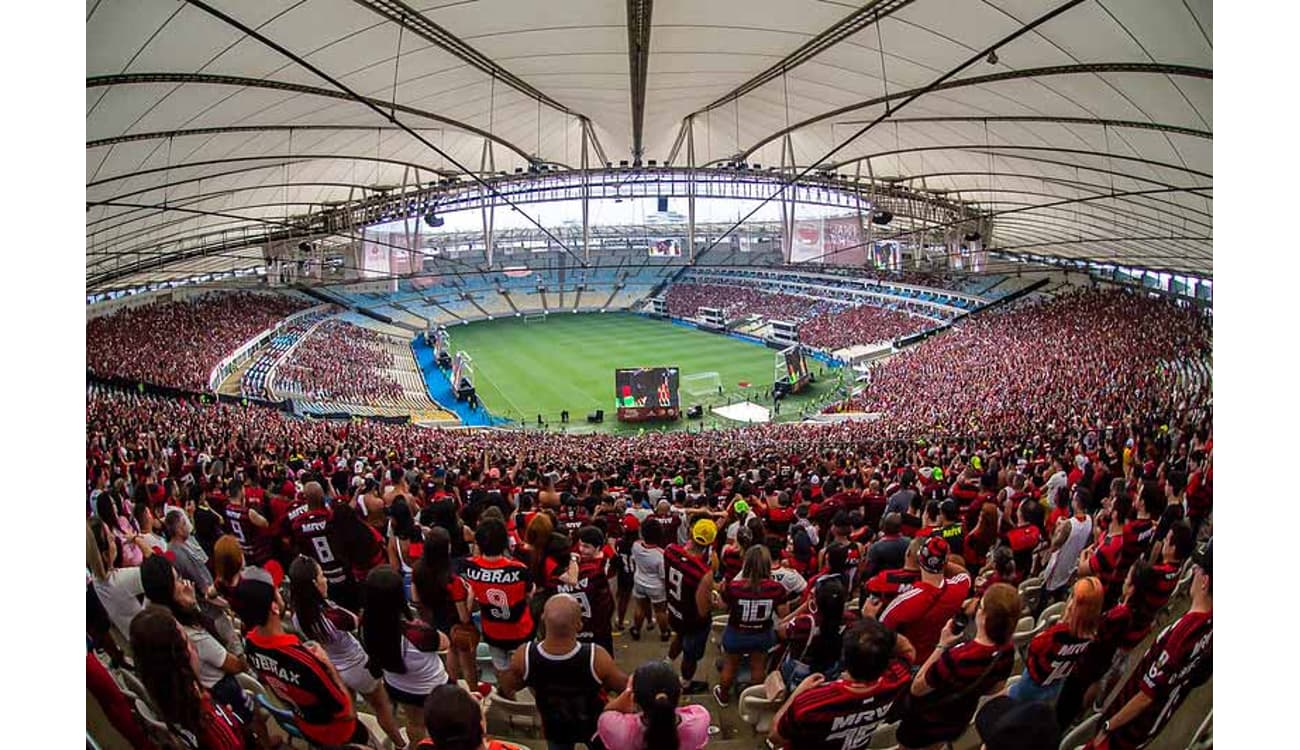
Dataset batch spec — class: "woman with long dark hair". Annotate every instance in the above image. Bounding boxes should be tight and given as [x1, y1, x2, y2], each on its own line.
[597, 661, 711, 750]
[777, 577, 855, 692]
[129, 605, 248, 749]
[139, 556, 251, 723]
[714, 545, 787, 707]
[387, 497, 423, 600]
[97, 490, 146, 568]
[361, 565, 449, 743]
[287, 556, 408, 749]
[411, 527, 476, 684]
[331, 501, 386, 583]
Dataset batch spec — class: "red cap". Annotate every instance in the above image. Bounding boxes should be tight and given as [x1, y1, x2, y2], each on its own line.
[623, 514, 641, 533]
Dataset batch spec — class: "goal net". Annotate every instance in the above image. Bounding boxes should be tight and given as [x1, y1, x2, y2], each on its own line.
[682, 371, 722, 396]
[524, 313, 547, 323]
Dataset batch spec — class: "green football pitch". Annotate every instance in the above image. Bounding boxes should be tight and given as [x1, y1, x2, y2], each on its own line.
[446, 312, 842, 433]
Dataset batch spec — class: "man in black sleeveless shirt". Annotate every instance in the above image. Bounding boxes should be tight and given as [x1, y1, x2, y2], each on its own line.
[498, 594, 627, 750]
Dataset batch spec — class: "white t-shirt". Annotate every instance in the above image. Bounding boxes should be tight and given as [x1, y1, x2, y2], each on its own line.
[383, 636, 449, 696]
[631, 541, 665, 592]
[95, 568, 144, 636]
[772, 566, 808, 599]
[185, 625, 229, 689]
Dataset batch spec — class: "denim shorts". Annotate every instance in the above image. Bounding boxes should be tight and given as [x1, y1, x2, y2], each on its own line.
[721, 627, 775, 655]
[1008, 667, 1064, 705]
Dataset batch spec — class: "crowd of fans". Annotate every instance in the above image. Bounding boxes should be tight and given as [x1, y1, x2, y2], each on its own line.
[665, 283, 820, 322]
[240, 312, 333, 400]
[86, 352, 1211, 749]
[799, 303, 936, 350]
[87, 292, 312, 392]
[831, 289, 1213, 438]
[273, 320, 406, 405]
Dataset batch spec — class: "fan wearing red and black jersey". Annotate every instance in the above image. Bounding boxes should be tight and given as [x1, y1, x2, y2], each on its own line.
[460, 519, 535, 672]
[771, 617, 916, 750]
[714, 545, 788, 707]
[664, 519, 717, 694]
[556, 526, 617, 654]
[1087, 541, 1211, 750]
[223, 480, 273, 568]
[234, 577, 370, 749]
[867, 536, 970, 664]
[896, 582, 1021, 749]
[1011, 577, 1104, 706]
[289, 481, 357, 610]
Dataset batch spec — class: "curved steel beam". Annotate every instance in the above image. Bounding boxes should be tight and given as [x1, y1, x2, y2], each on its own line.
[872, 185, 1211, 242]
[86, 72, 539, 165]
[879, 170, 1211, 221]
[87, 124, 444, 150]
[828, 114, 1211, 141]
[823, 143, 1211, 179]
[88, 181, 391, 234]
[87, 153, 465, 196]
[739, 62, 1212, 158]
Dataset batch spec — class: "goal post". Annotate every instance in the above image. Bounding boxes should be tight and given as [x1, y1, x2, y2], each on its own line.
[682, 371, 722, 396]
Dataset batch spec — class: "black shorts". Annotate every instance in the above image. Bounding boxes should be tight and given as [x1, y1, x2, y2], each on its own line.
[678, 627, 709, 662]
[384, 681, 430, 708]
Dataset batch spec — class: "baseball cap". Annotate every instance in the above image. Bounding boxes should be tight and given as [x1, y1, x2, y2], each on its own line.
[692, 519, 718, 546]
[734, 499, 751, 515]
[809, 474, 821, 485]
[673, 475, 685, 486]
[932, 467, 944, 482]
[917, 536, 950, 574]
[975, 696, 1059, 750]
[1193, 538, 1212, 576]
[623, 514, 641, 534]
[971, 455, 982, 470]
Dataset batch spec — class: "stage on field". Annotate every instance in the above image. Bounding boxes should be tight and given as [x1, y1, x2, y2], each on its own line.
[713, 401, 770, 424]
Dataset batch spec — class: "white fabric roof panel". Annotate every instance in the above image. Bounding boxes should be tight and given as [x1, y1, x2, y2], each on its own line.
[86, 0, 1212, 289]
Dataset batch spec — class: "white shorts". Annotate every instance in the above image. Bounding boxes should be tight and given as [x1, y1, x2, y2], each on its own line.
[339, 659, 380, 695]
[633, 580, 667, 604]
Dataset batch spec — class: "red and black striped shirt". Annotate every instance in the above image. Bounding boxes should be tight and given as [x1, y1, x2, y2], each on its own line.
[243, 629, 356, 747]
[775, 657, 913, 748]
[460, 555, 535, 649]
[1025, 623, 1091, 687]
[902, 639, 1014, 744]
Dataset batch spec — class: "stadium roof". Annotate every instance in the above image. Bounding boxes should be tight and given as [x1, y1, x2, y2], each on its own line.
[87, 0, 1211, 291]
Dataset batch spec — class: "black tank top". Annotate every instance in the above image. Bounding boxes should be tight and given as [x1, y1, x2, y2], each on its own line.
[523, 641, 603, 743]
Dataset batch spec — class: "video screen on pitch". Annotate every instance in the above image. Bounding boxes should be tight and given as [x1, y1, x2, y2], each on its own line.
[615, 367, 680, 408]
[784, 348, 809, 383]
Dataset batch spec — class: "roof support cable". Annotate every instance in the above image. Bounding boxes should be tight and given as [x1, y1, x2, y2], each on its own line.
[875, 8, 890, 115]
[690, 0, 1089, 260]
[389, 17, 404, 120]
[179, 0, 585, 267]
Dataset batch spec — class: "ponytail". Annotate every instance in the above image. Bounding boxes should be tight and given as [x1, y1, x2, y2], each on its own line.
[632, 661, 682, 750]
[642, 691, 680, 750]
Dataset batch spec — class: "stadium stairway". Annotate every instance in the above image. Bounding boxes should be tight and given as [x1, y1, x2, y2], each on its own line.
[410, 335, 497, 427]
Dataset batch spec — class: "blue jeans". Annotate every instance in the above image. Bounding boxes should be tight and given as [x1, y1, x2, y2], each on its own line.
[1008, 667, 1064, 705]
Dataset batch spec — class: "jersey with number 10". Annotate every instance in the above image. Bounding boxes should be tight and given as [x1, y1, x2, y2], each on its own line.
[460, 555, 534, 649]
[723, 578, 786, 633]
